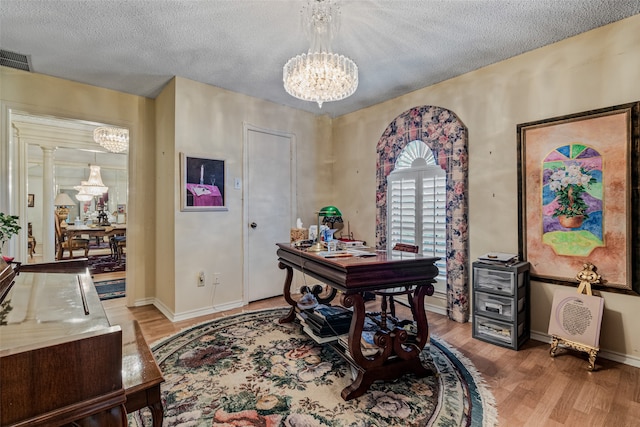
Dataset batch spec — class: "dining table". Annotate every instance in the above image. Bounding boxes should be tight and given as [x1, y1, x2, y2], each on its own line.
[63, 224, 127, 258]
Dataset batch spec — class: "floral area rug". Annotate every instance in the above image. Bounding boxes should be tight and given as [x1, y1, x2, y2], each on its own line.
[88, 254, 126, 275]
[131, 308, 497, 427]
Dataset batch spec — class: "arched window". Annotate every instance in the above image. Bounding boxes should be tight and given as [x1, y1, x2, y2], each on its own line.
[376, 106, 469, 322]
[387, 141, 447, 295]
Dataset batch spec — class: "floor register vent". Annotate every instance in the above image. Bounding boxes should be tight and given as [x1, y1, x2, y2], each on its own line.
[0, 49, 32, 72]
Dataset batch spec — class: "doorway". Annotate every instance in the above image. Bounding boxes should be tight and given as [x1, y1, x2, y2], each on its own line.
[244, 124, 296, 302]
[9, 111, 129, 285]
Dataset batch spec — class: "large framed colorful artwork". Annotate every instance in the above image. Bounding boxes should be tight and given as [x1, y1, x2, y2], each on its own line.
[517, 102, 639, 295]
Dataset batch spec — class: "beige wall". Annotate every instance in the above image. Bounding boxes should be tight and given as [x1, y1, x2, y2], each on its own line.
[154, 78, 176, 310]
[156, 77, 331, 318]
[332, 15, 640, 361]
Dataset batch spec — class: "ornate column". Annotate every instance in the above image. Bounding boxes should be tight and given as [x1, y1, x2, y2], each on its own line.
[41, 146, 56, 261]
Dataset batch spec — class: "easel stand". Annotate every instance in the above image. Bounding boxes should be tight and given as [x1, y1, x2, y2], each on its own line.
[549, 262, 601, 371]
[549, 335, 599, 371]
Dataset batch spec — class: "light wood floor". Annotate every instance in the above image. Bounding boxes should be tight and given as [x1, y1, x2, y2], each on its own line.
[102, 296, 640, 427]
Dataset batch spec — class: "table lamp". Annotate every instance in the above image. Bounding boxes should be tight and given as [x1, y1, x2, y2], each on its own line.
[54, 193, 76, 224]
[308, 205, 343, 252]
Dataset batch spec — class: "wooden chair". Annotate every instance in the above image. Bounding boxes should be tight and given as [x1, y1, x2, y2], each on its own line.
[54, 212, 89, 260]
[109, 232, 126, 260]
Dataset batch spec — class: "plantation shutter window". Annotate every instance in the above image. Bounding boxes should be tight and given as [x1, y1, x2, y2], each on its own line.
[387, 141, 447, 294]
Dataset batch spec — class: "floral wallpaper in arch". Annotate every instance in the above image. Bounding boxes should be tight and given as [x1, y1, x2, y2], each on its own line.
[376, 106, 469, 322]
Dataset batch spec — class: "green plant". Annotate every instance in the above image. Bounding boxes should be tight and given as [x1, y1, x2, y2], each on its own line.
[0, 300, 13, 325]
[0, 212, 21, 254]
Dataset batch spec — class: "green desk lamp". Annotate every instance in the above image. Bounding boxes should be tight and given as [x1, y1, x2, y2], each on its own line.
[308, 205, 343, 252]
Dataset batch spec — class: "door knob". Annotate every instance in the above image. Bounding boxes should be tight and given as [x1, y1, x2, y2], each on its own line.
[250, 222, 257, 229]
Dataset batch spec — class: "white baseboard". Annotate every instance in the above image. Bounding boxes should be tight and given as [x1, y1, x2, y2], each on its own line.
[393, 301, 447, 317]
[151, 298, 244, 322]
[425, 303, 447, 316]
[132, 297, 154, 307]
[530, 331, 640, 368]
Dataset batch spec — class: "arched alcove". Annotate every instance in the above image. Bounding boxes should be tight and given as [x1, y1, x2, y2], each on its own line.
[376, 106, 469, 322]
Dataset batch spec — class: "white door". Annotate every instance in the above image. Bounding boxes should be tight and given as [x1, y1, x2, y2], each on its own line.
[244, 125, 295, 302]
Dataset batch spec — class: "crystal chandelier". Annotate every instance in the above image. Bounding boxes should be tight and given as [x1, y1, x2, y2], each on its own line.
[77, 165, 108, 196]
[74, 184, 94, 202]
[93, 126, 129, 153]
[283, 0, 358, 108]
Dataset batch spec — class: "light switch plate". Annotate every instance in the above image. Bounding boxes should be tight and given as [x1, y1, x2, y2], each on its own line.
[234, 178, 241, 189]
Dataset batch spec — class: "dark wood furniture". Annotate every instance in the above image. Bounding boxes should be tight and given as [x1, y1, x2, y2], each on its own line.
[121, 320, 164, 427]
[1, 260, 165, 426]
[110, 233, 127, 260]
[63, 223, 127, 259]
[54, 211, 89, 260]
[27, 222, 36, 258]
[0, 257, 19, 303]
[276, 243, 439, 400]
[0, 260, 127, 426]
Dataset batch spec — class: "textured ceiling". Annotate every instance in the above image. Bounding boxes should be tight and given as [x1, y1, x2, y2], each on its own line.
[1, 0, 639, 118]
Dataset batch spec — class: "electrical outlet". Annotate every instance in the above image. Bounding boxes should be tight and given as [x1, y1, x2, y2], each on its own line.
[214, 273, 221, 286]
[198, 271, 205, 287]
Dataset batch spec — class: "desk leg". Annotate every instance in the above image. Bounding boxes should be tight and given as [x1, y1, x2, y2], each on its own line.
[150, 401, 164, 427]
[342, 357, 430, 401]
[278, 262, 296, 323]
[339, 285, 435, 401]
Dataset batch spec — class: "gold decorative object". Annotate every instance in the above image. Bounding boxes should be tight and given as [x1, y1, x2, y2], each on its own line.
[54, 193, 76, 224]
[576, 262, 601, 296]
[549, 261, 603, 371]
[550, 336, 599, 371]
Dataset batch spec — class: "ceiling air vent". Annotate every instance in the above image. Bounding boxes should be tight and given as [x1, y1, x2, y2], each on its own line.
[0, 49, 32, 72]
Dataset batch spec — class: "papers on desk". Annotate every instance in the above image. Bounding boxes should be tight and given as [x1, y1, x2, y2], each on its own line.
[191, 186, 212, 196]
[317, 249, 376, 258]
[345, 248, 376, 257]
[317, 251, 353, 258]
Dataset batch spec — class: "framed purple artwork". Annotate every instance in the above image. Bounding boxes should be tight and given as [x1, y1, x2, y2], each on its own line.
[517, 102, 639, 295]
[180, 153, 227, 212]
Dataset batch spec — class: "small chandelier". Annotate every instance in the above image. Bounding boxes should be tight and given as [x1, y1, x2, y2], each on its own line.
[74, 184, 94, 202]
[78, 165, 108, 196]
[283, 0, 358, 108]
[93, 126, 129, 153]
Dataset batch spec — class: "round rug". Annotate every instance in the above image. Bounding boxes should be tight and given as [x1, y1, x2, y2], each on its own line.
[131, 308, 497, 426]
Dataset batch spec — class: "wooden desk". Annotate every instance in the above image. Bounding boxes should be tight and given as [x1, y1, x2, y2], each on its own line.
[64, 224, 126, 258]
[276, 243, 439, 400]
